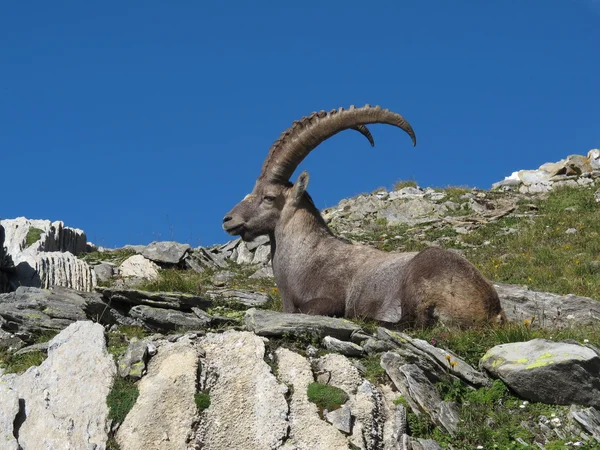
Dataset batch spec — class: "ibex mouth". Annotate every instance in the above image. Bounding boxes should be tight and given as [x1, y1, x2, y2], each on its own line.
[223, 223, 245, 236]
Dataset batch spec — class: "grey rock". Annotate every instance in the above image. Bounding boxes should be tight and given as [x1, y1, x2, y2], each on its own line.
[211, 270, 235, 286]
[245, 308, 362, 341]
[378, 328, 490, 388]
[204, 288, 271, 307]
[0, 286, 121, 336]
[496, 283, 600, 327]
[363, 337, 396, 355]
[569, 405, 600, 442]
[129, 305, 211, 331]
[378, 198, 442, 226]
[316, 353, 364, 395]
[100, 287, 212, 310]
[13, 341, 49, 356]
[245, 234, 270, 251]
[184, 247, 228, 272]
[0, 383, 20, 450]
[481, 339, 600, 407]
[195, 331, 289, 449]
[93, 262, 115, 282]
[235, 242, 255, 264]
[3, 321, 116, 449]
[249, 265, 274, 279]
[117, 337, 150, 379]
[323, 335, 364, 356]
[117, 337, 200, 450]
[0, 329, 25, 351]
[118, 254, 159, 279]
[589, 149, 600, 170]
[381, 354, 460, 435]
[141, 241, 191, 264]
[350, 331, 372, 345]
[595, 188, 600, 203]
[252, 244, 272, 265]
[326, 405, 352, 434]
[276, 347, 348, 449]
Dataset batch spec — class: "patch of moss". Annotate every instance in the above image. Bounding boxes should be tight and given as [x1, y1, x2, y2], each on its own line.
[307, 382, 349, 413]
[194, 392, 211, 412]
[25, 227, 44, 247]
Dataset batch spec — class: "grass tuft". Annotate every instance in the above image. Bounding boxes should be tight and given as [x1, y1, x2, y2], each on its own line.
[307, 382, 349, 413]
[25, 227, 44, 247]
[107, 377, 139, 424]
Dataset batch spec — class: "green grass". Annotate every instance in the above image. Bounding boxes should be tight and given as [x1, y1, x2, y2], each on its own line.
[80, 248, 137, 265]
[136, 268, 212, 295]
[307, 382, 349, 413]
[403, 378, 594, 448]
[0, 350, 46, 374]
[462, 186, 600, 299]
[107, 377, 139, 423]
[194, 392, 211, 412]
[410, 323, 600, 367]
[25, 227, 44, 246]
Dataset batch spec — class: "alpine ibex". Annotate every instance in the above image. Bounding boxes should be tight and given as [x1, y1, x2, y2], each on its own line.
[223, 105, 505, 328]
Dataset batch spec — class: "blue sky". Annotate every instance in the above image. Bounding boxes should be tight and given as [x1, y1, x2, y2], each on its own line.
[1, 2, 598, 248]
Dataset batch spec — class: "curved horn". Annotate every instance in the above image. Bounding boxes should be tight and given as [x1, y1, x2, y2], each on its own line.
[259, 104, 416, 183]
[351, 125, 375, 147]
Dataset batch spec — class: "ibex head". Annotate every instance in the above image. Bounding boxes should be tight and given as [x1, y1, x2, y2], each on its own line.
[222, 105, 416, 241]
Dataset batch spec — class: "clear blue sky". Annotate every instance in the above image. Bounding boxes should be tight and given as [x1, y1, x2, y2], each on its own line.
[2, 2, 598, 248]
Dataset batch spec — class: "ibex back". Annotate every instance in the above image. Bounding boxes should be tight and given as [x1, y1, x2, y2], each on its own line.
[223, 105, 505, 328]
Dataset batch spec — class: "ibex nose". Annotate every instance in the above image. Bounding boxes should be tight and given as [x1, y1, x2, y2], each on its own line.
[223, 215, 232, 224]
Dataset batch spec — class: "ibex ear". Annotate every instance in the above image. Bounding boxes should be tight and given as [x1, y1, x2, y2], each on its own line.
[291, 171, 310, 205]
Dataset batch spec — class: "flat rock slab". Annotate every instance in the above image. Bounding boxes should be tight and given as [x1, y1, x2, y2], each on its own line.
[276, 348, 348, 450]
[141, 241, 191, 264]
[100, 287, 212, 310]
[195, 331, 288, 449]
[381, 353, 460, 435]
[117, 337, 200, 450]
[245, 308, 362, 341]
[2, 321, 116, 449]
[481, 338, 600, 407]
[129, 304, 211, 331]
[204, 288, 271, 307]
[378, 327, 490, 388]
[0, 286, 120, 336]
[495, 283, 600, 328]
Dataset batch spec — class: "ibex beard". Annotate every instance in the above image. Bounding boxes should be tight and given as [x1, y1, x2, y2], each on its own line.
[223, 105, 506, 329]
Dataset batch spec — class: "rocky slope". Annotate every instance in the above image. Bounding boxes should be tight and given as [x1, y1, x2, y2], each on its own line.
[1, 150, 600, 449]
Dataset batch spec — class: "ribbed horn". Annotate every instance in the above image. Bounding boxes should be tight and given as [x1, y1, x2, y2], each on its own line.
[259, 104, 416, 183]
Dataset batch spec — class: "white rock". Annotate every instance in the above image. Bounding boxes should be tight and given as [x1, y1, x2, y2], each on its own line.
[589, 149, 600, 170]
[276, 348, 348, 449]
[0, 384, 20, 450]
[117, 337, 200, 450]
[195, 331, 288, 449]
[119, 254, 160, 279]
[3, 321, 116, 449]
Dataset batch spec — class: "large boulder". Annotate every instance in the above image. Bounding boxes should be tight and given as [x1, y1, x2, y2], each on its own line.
[141, 241, 191, 265]
[496, 283, 600, 328]
[0, 321, 116, 449]
[194, 331, 289, 448]
[245, 308, 363, 341]
[0, 286, 122, 337]
[116, 337, 200, 450]
[0, 218, 94, 291]
[480, 339, 600, 407]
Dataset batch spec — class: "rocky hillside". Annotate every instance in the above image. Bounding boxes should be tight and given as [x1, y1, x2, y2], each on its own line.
[1, 150, 600, 449]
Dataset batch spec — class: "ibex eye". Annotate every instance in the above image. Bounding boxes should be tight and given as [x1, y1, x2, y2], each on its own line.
[263, 195, 276, 202]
